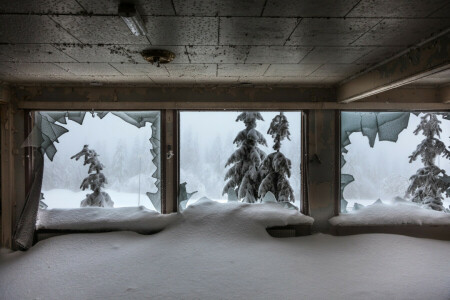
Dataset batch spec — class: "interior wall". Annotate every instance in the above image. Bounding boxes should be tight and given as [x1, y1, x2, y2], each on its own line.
[4, 83, 447, 247]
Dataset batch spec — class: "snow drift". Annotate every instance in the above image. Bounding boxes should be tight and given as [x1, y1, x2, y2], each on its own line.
[1, 199, 449, 300]
[36, 198, 313, 233]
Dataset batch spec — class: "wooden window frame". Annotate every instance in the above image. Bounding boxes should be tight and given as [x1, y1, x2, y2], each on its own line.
[177, 109, 308, 214]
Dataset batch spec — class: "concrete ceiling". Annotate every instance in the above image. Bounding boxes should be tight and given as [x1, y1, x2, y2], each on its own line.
[0, 0, 449, 87]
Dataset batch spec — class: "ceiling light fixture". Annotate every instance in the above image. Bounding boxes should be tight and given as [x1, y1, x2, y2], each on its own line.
[141, 49, 176, 67]
[119, 3, 147, 36]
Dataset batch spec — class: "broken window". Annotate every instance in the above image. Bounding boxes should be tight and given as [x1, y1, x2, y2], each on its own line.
[26, 111, 161, 211]
[340, 111, 450, 213]
[179, 111, 302, 211]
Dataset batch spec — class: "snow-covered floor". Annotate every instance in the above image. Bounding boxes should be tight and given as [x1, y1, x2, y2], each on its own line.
[1, 201, 449, 300]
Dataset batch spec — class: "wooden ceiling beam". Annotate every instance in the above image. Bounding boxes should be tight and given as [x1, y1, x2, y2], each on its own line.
[338, 32, 450, 103]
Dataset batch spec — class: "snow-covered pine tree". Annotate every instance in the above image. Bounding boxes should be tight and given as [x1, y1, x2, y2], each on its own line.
[258, 112, 295, 203]
[71, 145, 114, 207]
[223, 112, 267, 203]
[406, 113, 450, 211]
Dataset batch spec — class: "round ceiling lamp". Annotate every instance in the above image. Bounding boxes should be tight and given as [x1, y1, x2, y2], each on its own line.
[141, 49, 176, 67]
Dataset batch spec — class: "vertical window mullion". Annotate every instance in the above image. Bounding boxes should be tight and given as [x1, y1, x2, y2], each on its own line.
[161, 109, 178, 214]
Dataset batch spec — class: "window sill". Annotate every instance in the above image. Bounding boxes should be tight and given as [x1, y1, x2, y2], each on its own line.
[329, 223, 450, 240]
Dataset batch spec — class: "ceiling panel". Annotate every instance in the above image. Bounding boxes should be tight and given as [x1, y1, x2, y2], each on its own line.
[265, 64, 321, 77]
[245, 46, 312, 64]
[164, 63, 217, 77]
[263, 0, 359, 17]
[51, 16, 149, 44]
[218, 64, 269, 77]
[2, 62, 70, 76]
[77, 0, 174, 15]
[56, 63, 122, 76]
[300, 47, 373, 64]
[0, 0, 84, 14]
[187, 46, 249, 63]
[173, 0, 266, 16]
[53, 45, 190, 64]
[347, 0, 448, 18]
[0, 44, 75, 63]
[354, 46, 403, 63]
[287, 18, 381, 46]
[110, 63, 169, 76]
[354, 18, 450, 46]
[145, 17, 218, 45]
[0, 15, 78, 44]
[0, 1, 447, 87]
[220, 17, 298, 45]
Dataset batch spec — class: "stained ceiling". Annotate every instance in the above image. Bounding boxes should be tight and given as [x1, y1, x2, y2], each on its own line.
[0, 0, 449, 87]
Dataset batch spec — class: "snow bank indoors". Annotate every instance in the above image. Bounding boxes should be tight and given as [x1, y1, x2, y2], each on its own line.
[180, 111, 302, 210]
[2, 200, 449, 300]
[36, 199, 313, 232]
[341, 112, 450, 213]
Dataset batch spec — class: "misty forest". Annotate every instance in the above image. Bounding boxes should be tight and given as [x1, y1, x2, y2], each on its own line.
[40, 110, 450, 214]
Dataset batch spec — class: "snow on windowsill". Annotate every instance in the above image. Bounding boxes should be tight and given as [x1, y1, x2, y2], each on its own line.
[329, 202, 450, 227]
[36, 198, 313, 232]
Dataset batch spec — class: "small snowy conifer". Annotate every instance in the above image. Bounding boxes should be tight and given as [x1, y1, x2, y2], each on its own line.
[71, 145, 114, 207]
[406, 113, 450, 211]
[223, 112, 267, 203]
[258, 113, 295, 203]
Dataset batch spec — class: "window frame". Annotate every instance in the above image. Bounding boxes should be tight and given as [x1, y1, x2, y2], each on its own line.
[176, 109, 308, 214]
[27, 109, 164, 212]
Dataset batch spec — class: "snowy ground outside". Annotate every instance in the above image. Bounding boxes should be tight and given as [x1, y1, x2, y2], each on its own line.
[2, 201, 449, 300]
[42, 189, 157, 210]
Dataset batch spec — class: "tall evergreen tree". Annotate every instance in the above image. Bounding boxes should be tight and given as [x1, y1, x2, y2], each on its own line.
[406, 113, 450, 211]
[223, 112, 267, 203]
[71, 145, 114, 207]
[258, 113, 295, 203]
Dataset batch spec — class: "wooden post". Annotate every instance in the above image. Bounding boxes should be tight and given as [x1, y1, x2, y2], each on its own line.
[1, 103, 15, 248]
[161, 110, 178, 214]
